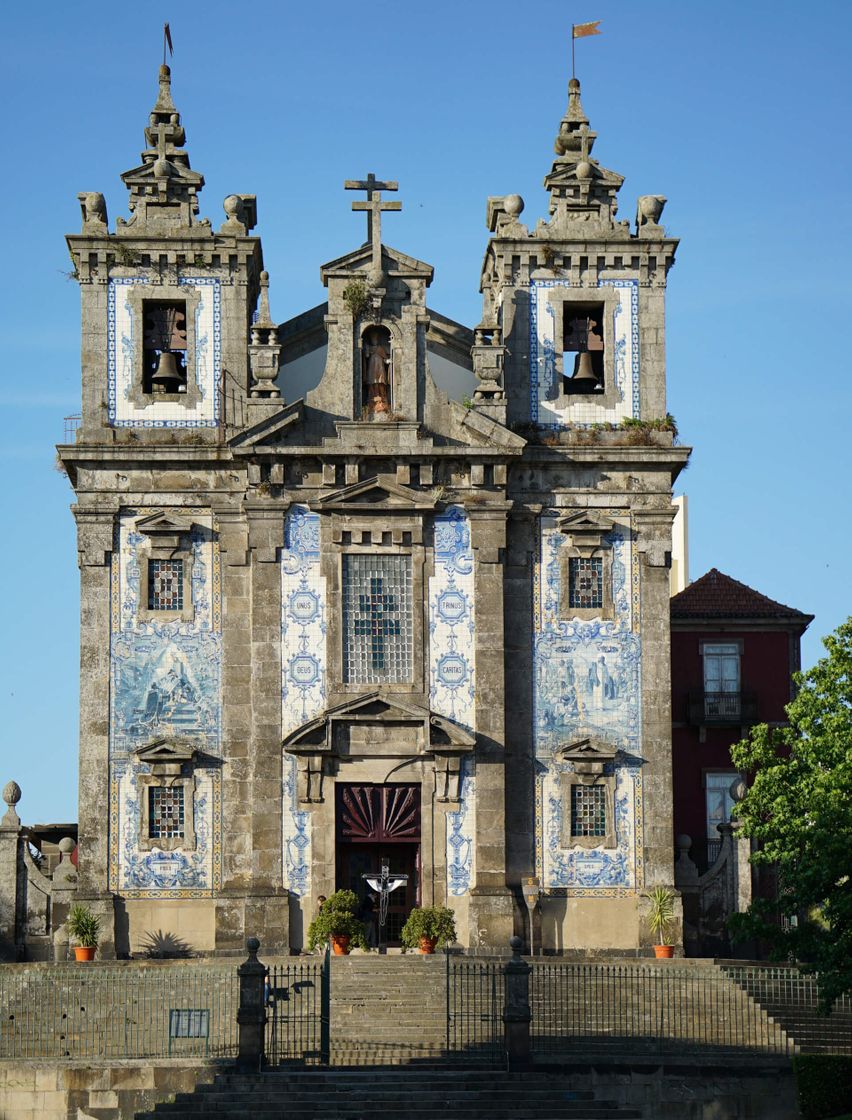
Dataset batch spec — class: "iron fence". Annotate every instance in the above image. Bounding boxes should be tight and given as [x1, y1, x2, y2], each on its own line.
[720, 964, 852, 1055]
[0, 965, 239, 1060]
[446, 957, 502, 1063]
[529, 962, 797, 1058]
[265, 954, 329, 1066]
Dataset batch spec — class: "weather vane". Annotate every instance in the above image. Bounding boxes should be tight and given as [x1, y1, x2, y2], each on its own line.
[572, 20, 601, 79]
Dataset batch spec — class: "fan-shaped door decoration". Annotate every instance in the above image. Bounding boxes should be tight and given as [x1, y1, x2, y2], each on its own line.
[337, 783, 420, 843]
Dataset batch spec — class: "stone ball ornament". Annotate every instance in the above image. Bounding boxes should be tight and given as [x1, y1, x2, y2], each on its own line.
[504, 194, 524, 218]
[3, 780, 21, 807]
[575, 161, 593, 180]
[153, 157, 173, 179]
[59, 836, 76, 855]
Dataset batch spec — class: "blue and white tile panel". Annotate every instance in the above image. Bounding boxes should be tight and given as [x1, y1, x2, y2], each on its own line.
[109, 510, 222, 896]
[281, 507, 326, 896]
[529, 278, 639, 428]
[429, 506, 476, 896]
[533, 511, 644, 895]
[107, 277, 221, 427]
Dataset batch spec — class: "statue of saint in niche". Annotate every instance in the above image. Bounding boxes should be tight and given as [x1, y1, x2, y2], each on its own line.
[362, 327, 392, 419]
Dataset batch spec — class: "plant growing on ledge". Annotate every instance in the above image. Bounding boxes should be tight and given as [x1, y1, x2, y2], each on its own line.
[401, 906, 457, 954]
[342, 279, 369, 318]
[645, 886, 676, 958]
[67, 903, 100, 962]
[307, 889, 367, 955]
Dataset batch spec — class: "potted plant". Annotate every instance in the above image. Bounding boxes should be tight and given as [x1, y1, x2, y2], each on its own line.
[306, 890, 366, 955]
[645, 886, 676, 958]
[401, 906, 457, 954]
[67, 904, 100, 962]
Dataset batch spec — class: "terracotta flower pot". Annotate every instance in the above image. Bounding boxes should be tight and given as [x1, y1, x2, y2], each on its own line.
[74, 946, 96, 962]
[419, 936, 438, 955]
[654, 944, 674, 959]
[331, 935, 351, 956]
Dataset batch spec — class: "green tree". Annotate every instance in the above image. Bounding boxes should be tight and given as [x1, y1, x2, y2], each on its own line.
[730, 618, 852, 1008]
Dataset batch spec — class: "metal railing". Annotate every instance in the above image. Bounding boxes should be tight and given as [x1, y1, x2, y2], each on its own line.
[687, 690, 759, 725]
[265, 955, 329, 1066]
[63, 414, 82, 443]
[0, 965, 239, 1060]
[528, 962, 795, 1058]
[446, 958, 502, 1062]
[720, 964, 852, 1055]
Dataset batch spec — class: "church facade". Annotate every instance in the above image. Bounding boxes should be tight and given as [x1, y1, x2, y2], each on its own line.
[60, 61, 688, 956]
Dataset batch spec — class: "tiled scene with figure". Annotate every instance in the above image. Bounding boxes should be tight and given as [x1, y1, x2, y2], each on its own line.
[46, 52, 692, 958]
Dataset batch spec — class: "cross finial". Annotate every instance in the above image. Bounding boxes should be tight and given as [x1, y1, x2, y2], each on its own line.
[344, 173, 402, 283]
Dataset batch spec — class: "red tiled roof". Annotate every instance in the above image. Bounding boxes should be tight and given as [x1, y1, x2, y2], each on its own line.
[670, 568, 812, 622]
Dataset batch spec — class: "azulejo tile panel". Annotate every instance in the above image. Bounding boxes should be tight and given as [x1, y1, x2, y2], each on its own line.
[107, 277, 221, 427]
[529, 279, 639, 428]
[109, 510, 222, 896]
[430, 506, 476, 896]
[533, 511, 644, 895]
[281, 506, 326, 896]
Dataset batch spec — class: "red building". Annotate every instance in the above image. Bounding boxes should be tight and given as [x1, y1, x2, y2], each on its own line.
[670, 569, 813, 874]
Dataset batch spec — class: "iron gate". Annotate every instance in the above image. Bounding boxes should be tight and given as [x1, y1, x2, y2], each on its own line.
[265, 948, 330, 1065]
[446, 956, 503, 1063]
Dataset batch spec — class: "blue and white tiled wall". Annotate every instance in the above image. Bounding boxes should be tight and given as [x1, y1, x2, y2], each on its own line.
[529, 279, 639, 428]
[429, 506, 476, 897]
[534, 512, 644, 894]
[109, 510, 222, 896]
[108, 277, 221, 427]
[280, 507, 326, 896]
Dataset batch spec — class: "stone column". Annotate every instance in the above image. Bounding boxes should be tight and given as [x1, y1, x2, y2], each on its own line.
[216, 508, 253, 951]
[502, 935, 532, 1071]
[467, 507, 514, 948]
[73, 507, 117, 958]
[237, 937, 267, 1070]
[246, 505, 289, 953]
[0, 783, 22, 960]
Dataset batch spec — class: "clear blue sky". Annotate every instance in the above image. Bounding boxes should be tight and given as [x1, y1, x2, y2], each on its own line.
[1, 0, 849, 824]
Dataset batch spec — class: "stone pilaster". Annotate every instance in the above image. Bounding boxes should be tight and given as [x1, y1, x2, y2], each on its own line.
[467, 506, 514, 947]
[0, 788, 22, 960]
[73, 507, 117, 957]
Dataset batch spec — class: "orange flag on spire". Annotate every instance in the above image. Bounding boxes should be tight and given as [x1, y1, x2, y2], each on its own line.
[572, 21, 602, 38]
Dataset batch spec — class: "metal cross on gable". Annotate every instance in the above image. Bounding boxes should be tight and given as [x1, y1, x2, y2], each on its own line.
[344, 173, 402, 279]
[354, 576, 401, 669]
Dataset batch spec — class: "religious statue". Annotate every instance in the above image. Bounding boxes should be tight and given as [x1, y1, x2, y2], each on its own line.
[362, 327, 392, 419]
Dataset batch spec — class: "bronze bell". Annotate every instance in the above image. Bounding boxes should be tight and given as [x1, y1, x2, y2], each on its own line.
[568, 351, 602, 392]
[150, 351, 184, 394]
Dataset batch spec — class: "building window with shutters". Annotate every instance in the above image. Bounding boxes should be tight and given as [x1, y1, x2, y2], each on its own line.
[701, 642, 741, 719]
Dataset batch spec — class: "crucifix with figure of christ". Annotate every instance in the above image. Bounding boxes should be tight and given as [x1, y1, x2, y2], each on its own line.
[344, 173, 402, 282]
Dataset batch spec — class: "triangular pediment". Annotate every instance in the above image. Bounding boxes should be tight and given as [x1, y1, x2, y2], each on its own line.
[316, 475, 436, 512]
[321, 243, 434, 284]
[544, 159, 624, 192]
[134, 738, 197, 764]
[283, 692, 475, 752]
[230, 399, 305, 449]
[558, 736, 618, 772]
[135, 511, 193, 537]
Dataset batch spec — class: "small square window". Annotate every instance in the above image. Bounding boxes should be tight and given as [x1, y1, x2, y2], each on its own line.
[571, 785, 606, 838]
[148, 559, 184, 611]
[149, 786, 185, 840]
[568, 557, 603, 610]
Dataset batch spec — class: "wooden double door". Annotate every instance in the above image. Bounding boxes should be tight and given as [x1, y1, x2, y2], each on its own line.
[335, 783, 420, 945]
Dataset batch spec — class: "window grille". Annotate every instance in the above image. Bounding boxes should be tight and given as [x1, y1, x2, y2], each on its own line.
[568, 557, 603, 609]
[342, 555, 412, 684]
[149, 785, 185, 839]
[148, 559, 184, 611]
[571, 785, 606, 837]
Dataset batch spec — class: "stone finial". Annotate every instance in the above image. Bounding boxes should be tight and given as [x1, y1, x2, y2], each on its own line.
[77, 192, 108, 233]
[220, 193, 258, 235]
[2, 780, 21, 827]
[249, 270, 282, 399]
[636, 195, 667, 237]
[554, 78, 596, 158]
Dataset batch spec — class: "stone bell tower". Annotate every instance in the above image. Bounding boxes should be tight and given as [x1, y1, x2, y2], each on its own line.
[484, 75, 690, 949]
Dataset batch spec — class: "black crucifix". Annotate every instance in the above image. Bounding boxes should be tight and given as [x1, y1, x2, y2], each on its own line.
[354, 576, 400, 670]
[344, 173, 402, 282]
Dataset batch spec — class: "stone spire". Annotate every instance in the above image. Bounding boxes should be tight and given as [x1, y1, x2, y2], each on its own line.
[537, 77, 628, 239]
[117, 63, 207, 234]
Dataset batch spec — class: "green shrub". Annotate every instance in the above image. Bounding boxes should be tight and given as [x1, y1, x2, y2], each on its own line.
[401, 906, 457, 949]
[306, 889, 367, 951]
[794, 1055, 852, 1120]
[67, 904, 100, 948]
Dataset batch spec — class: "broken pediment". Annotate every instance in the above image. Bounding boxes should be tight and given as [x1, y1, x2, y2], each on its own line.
[451, 401, 527, 451]
[315, 476, 436, 513]
[229, 399, 304, 449]
[558, 736, 618, 776]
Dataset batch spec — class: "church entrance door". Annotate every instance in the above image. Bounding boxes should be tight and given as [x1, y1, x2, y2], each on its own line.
[335, 783, 420, 945]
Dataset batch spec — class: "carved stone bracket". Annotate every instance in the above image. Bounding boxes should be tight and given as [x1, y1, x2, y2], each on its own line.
[633, 507, 676, 568]
[73, 508, 115, 568]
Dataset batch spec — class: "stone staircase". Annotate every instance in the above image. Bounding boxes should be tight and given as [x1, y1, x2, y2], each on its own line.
[136, 1068, 644, 1119]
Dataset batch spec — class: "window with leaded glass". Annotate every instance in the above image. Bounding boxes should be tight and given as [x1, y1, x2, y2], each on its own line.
[148, 559, 184, 611]
[148, 785, 185, 840]
[568, 557, 603, 610]
[571, 784, 606, 838]
[342, 555, 413, 684]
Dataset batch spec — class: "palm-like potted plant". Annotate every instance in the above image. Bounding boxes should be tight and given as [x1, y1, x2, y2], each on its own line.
[645, 886, 676, 958]
[307, 890, 366, 955]
[401, 906, 457, 954]
[67, 903, 100, 962]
